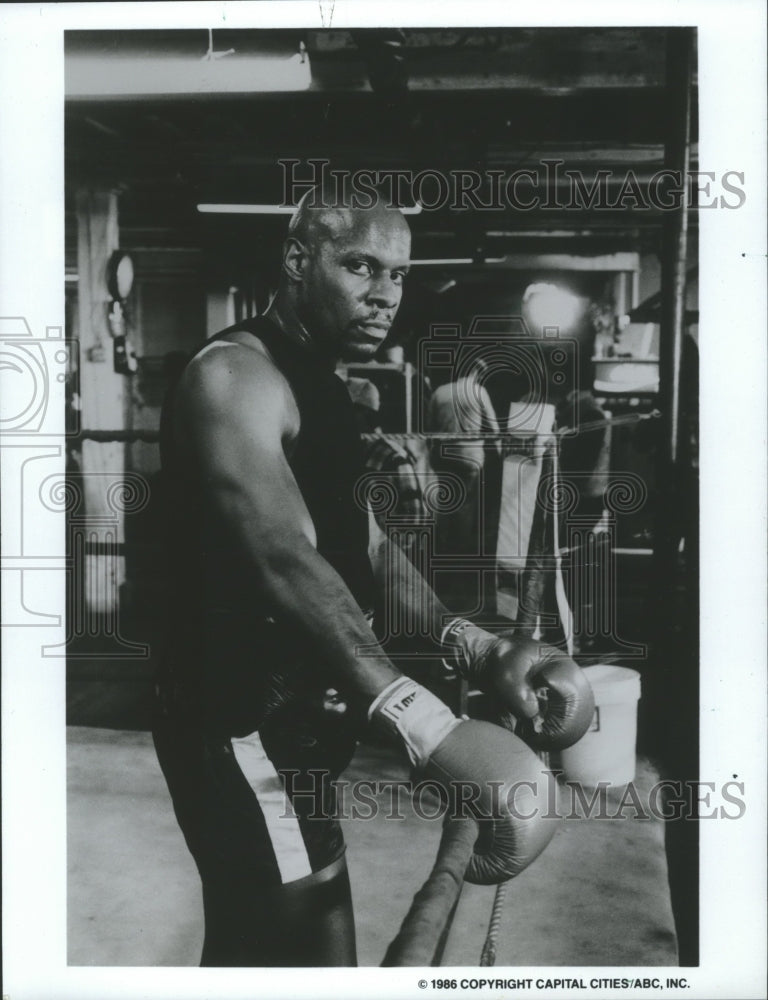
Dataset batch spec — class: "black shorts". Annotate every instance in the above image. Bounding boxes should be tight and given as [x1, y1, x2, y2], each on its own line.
[153, 694, 359, 892]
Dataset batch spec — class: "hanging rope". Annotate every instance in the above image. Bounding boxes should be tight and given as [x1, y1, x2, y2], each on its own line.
[479, 882, 508, 966]
[477, 741, 551, 966]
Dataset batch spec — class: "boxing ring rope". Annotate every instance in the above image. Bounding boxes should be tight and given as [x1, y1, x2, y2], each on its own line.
[74, 429, 162, 443]
[72, 408, 659, 446]
[382, 816, 478, 967]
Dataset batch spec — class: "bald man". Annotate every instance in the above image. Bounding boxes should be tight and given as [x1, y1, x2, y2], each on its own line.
[155, 192, 412, 966]
[154, 190, 591, 967]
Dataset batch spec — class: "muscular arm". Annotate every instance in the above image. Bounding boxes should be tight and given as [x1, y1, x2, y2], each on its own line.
[174, 342, 399, 705]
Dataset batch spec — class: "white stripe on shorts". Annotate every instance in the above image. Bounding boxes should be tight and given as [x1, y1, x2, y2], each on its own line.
[230, 730, 312, 884]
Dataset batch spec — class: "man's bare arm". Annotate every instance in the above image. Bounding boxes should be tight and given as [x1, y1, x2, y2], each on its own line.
[174, 343, 399, 704]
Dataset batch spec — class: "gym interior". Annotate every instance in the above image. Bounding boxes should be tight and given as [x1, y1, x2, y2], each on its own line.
[62, 26, 701, 969]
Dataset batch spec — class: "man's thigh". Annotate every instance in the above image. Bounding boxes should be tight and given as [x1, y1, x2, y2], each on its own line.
[153, 704, 358, 965]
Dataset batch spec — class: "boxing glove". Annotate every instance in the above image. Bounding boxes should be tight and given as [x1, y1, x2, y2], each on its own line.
[441, 618, 595, 751]
[368, 676, 559, 884]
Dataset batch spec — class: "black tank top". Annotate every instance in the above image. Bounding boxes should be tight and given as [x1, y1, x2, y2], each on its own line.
[159, 315, 375, 732]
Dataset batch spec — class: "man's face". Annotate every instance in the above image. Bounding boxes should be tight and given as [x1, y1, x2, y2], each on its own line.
[297, 210, 411, 362]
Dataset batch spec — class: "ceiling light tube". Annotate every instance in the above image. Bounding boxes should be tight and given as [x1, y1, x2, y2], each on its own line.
[197, 203, 424, 216]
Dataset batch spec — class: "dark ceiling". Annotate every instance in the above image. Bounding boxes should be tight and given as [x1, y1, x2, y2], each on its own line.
[65, 27, 699, 265]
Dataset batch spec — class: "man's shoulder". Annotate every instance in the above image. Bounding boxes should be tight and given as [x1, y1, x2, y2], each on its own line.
[185, 334, 283, 392]
[178, 335, 296, 430]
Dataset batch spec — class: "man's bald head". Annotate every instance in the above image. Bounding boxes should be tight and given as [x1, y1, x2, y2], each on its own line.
[287, 186, 410, 255]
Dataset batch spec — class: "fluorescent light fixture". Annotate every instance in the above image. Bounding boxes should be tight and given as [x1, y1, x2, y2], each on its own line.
[197, 204, 295, 215]
[67, 48, 311, 98]
[411, 257, 474, 265]
[410, 256, 507, 265]
[197, 203, 424, 216]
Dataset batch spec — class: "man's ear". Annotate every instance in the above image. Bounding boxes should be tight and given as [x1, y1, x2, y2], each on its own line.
[282, 238, 307, 282]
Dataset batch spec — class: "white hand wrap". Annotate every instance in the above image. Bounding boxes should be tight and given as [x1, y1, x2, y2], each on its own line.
[368, 676, 462, 769]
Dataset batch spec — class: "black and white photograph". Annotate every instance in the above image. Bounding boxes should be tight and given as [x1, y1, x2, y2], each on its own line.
[1, 3, 766, 999]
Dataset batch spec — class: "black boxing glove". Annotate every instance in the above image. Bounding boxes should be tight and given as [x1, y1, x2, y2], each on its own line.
[441, 618, 595, 751]
[368, 676, 558, 884]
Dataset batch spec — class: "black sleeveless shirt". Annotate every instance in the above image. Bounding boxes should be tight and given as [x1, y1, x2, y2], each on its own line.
[159, 315, 375, 733]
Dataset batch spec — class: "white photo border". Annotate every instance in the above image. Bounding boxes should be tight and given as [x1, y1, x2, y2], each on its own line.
[1, 2, 766, 998]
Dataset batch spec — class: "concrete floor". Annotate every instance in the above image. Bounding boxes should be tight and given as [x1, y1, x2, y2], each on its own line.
[67, 725, 678, 967]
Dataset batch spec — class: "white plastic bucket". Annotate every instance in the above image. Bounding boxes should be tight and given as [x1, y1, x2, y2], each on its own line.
[558, 664, 642, 788]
